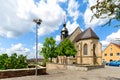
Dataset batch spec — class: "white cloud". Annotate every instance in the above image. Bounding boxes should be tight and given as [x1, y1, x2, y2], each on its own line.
[34, 0, 65, 36]
[33, 43, 43, 51]
[57, 0, 67, 3]
[0, 43, 31, 57]
[32, 43, 43, 58]
[84, 0, 109, 28]
[0, 43, 44, 59]
[0, 0, 65, 38]
[55, 35, 60, 42]
[66, 21, 79, 34]
[0, 0, 34, 38]
[101, 29, 120, 47]
[67, 0, 82, 21]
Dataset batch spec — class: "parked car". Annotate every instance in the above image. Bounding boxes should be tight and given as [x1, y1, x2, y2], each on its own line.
[106, 60, 120, 67]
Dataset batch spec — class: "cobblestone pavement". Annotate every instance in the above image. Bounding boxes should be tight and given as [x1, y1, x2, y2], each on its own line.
[2, 66, 120, 80]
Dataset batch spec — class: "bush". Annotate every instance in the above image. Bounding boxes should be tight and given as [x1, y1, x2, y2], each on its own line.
[0, 53, 28, 70]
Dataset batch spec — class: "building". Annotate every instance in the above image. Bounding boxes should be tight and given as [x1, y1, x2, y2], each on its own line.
[60, 22, 102, 65]
[102, 43, 120, 62]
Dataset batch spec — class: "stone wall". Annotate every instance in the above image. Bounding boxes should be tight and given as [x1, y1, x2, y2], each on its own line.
[46, 63, 104, 71]
[46, 63, 67, 70]
[67, 65, 104, 71]
[0, 68, 46, 79]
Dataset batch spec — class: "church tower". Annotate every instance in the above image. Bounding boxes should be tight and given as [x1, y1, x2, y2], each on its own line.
[61, 22, 68, 42]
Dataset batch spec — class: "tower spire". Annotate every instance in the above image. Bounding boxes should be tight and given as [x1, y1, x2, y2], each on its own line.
[63, 15, 66, 27]
[64, 15, 66, 23]
[60, 16, 68, 42]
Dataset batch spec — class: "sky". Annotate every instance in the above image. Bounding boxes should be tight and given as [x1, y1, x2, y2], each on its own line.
[0, 0, 120, 59]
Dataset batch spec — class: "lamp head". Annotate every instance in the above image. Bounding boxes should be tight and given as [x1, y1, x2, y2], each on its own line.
[33, 19, 42, 25]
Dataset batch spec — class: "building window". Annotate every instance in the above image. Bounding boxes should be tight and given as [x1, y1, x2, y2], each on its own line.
[110, 48, 112, 51]
[117, 53, 120, 56]
[110, 53, 113, 56]
[104, 54, 107, 56]
[84, 44, 88, 55]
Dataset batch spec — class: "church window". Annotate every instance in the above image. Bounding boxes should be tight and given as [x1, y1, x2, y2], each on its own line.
[84, 44, 88, 55]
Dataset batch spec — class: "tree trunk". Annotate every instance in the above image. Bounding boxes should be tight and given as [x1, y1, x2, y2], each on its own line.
[56, 57, 59, 63]
[50, 57, 52, 63]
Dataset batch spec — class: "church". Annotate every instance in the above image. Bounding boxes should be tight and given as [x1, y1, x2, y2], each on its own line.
[60, 22, 102, 65]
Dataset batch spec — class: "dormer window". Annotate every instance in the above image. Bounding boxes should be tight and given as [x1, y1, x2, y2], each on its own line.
[110, 48, 112, 51]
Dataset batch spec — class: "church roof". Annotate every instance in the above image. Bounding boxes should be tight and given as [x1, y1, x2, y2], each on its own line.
[75, 27, 99, 42]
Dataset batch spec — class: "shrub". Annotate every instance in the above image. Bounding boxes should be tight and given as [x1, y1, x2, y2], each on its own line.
[0, 53, 28, 70]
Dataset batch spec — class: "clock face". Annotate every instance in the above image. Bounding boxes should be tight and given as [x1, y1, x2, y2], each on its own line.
[62, 32, 65, 34]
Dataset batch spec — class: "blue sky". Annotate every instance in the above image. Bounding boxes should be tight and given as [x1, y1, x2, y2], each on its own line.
[0, 0, 120, 58]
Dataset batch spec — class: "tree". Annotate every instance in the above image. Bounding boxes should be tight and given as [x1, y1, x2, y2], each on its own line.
[56, 38, 77, 64]
[0, 54, 8, 70]
[90, 0, 120, 26]
[16, 54, 28, 68]
[56, 38, 77, 58]
[0, 53, 28, 70]
[9, 53, 18, 69]
[40, 36, 57, 63]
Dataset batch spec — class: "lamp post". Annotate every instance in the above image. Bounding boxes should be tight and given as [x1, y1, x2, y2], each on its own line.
[33, 19, 42, 76]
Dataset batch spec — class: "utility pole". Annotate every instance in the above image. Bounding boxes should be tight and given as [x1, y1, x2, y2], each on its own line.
[33, 19, 42, 76]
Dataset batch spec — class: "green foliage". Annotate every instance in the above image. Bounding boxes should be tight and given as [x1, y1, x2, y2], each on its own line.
[0, 53, 28, 70]
[0, 54, 8, 70]
[40, 36, 57, 63]
[16, 54, 28, 68]
[56, 38, 77, 57]
[90, 0, 120, 27]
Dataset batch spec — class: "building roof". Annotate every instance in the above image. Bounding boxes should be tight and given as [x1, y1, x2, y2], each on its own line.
[112, 43, 120, 49]
[75, 27, 99, 42]
[102, 42, 120, 53]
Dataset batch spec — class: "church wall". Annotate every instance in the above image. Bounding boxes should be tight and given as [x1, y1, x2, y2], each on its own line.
[76, 39, 102, 65]
[82, 57, 93, 65]
[96, 42, 102, 65]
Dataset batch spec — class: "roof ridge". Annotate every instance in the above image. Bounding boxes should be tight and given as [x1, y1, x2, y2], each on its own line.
[80, 27, 99, 40]
[112, 43, 120, 48]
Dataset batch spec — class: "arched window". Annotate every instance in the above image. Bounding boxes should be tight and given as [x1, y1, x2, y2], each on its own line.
[84, 44, 88, 55]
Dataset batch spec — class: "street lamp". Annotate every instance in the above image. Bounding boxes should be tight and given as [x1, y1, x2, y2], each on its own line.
[33, 19, 42, 76]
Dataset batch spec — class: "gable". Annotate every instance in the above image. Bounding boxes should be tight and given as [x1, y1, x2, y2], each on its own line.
[102, 43, 120, 53]
[68, 27, 82, 43]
